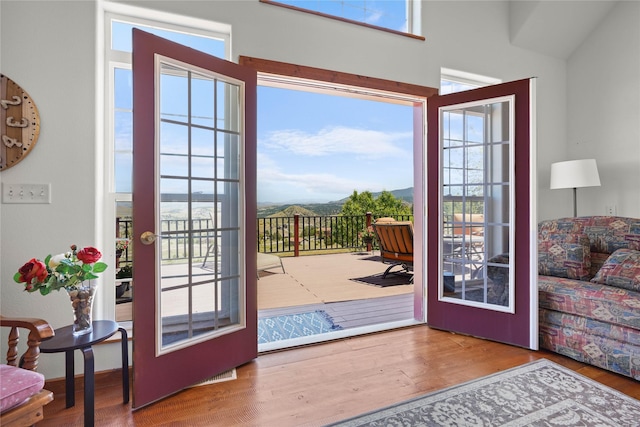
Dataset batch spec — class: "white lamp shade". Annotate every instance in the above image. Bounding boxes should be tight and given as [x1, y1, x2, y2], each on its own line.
[550, 159, 601, 189]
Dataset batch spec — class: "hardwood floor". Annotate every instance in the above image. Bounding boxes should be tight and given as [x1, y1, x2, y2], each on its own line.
[41, 325, 639, 426]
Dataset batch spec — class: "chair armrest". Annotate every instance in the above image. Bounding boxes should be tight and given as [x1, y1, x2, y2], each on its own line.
[1, 316, 54, 371]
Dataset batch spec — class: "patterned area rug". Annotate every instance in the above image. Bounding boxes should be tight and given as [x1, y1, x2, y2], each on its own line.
[327, 359, 640, 426]
[258, 310, 342, 344]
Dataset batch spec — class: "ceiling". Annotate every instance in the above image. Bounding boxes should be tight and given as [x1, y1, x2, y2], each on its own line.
[509, 0, 618, 59]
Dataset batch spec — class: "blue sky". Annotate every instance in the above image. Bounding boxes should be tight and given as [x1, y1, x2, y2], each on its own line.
[113, 13, 415, 203]
[281, 0, 408, 33]
[257, 86, 414, 203]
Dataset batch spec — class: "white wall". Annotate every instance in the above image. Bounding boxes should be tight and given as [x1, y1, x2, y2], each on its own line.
[1, 0, 623, 379]
[567, 0, 640, 218]
[0, 0, 110, 378]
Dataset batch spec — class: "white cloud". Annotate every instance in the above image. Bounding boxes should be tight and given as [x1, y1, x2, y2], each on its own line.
[259, 166, 368, 195]
[262, 126, 411, 158]
[364, 10, 384, 25]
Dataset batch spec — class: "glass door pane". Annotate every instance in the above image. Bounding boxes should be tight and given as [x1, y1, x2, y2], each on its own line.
[157, 59, 244, 352]
[440, 98, 514, 311]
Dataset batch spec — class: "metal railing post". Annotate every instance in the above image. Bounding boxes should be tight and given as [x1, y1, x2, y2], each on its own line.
[294, 214, 300, 257]
[366, 212, 373, 252]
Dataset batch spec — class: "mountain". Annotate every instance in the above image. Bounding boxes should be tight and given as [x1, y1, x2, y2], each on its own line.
[267, 205, 318, 218]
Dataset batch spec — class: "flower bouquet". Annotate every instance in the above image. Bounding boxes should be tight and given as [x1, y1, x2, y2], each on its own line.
[15, 245, 107, 335]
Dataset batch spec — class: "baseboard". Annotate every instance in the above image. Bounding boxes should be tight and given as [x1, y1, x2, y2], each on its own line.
[44, 367, 132, 394]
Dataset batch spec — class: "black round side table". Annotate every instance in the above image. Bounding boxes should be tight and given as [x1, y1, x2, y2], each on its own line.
[40, 320, 129, 427]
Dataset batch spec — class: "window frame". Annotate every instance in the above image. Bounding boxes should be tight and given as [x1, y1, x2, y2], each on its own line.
[101, 2, 231, 321]
[440, 68, 502, 95]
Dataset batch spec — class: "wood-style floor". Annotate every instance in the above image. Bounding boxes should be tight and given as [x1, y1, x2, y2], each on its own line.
[41, 325, 640, 427]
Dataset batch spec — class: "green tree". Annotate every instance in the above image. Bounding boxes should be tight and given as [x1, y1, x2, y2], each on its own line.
[335, 190, 413, 247]
[340, 190, 412, 218]
[341, 190, 376, 216]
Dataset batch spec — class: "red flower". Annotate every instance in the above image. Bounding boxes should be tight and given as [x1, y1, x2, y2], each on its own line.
[76, 247, 102, 264]
[17, 258, 48, 284]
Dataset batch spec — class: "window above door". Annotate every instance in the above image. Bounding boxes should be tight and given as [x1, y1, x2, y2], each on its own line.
[261, 0, 423, 39]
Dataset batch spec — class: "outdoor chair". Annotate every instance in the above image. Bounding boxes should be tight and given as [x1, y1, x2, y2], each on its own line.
[373, 219, 414, 282]
[257, 252, 286, 279]
[452, 213, 485, 237]
[1, 315, 54, 427]
[451, 213, 485, 261]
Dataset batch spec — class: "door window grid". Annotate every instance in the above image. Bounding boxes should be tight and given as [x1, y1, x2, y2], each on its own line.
[157, 60, 243, 350]
[440, 99, 513, 311]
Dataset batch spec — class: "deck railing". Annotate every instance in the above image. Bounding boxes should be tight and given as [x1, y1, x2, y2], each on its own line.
[116, 213, 413, 263]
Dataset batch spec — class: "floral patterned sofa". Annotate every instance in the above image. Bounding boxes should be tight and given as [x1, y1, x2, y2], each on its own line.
[537, 216, 640, 380]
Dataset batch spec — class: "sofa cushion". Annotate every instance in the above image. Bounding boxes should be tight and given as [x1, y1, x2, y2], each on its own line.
[538, 274, 640, 330]
[0, 364, 45, 413]
[538, 233, 591, 280]
[591, 248, 640, 292]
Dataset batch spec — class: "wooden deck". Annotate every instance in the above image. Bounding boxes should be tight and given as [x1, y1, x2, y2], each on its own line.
[259, 293, 414, 329]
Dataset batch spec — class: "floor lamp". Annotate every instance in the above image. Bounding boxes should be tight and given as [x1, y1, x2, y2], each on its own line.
[550, 159, 601, 217]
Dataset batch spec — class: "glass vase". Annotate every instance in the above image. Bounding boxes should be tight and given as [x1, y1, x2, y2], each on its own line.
[67, 281, 98, 336]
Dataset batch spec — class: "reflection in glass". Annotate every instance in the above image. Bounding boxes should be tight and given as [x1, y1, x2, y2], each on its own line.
[157, 59, 243, 350]
[441, 99, 512, 309]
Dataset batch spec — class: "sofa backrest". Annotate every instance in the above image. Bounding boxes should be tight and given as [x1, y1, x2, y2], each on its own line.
[538, 216, 640, 275]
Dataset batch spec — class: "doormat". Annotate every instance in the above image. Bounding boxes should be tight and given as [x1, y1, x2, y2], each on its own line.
[189, 368, 237, 388]
[258, 310, 342, 344]
[350, 272, 412, 287]
[326, 359, 640, 426]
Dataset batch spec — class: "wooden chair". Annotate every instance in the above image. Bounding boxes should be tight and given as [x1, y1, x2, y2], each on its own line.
[452, 213, 485, 236]
[451, 213, 485, 262]
[373, 220, 414, 281]
[1, 315, 54, 427]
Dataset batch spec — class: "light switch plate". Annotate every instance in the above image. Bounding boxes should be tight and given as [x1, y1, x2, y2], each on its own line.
[2, 183, 51, 204]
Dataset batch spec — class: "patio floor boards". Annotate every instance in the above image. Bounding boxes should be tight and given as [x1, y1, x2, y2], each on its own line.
[258, 251, 413, 308]
[258, 251, 415, 329]
[259, 293, 414, 329]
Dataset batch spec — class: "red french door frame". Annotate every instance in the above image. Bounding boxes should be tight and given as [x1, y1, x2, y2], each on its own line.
[426, 78, 538, 349]
[239, 56, 438, 323]
[132, 29, 257, 408]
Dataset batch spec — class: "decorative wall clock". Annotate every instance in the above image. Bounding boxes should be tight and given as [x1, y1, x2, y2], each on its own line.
[1, 74, 41, 171]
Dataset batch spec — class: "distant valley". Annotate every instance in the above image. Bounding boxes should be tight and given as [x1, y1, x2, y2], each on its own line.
[257, 187, 413, 218]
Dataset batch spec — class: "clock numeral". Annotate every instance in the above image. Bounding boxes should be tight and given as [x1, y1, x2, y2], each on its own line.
[6, 117, 29, 128]
[2, 135, 23, 148]
[1, 96, 22, 109]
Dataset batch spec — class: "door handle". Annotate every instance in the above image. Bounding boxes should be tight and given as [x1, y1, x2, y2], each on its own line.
[140, 231, 157, 245]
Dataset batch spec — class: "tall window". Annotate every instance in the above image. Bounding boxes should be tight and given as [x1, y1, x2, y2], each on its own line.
[107, 15, 228, 194]
[262, 0, 420, 37]
[104, 7, 230, 322]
